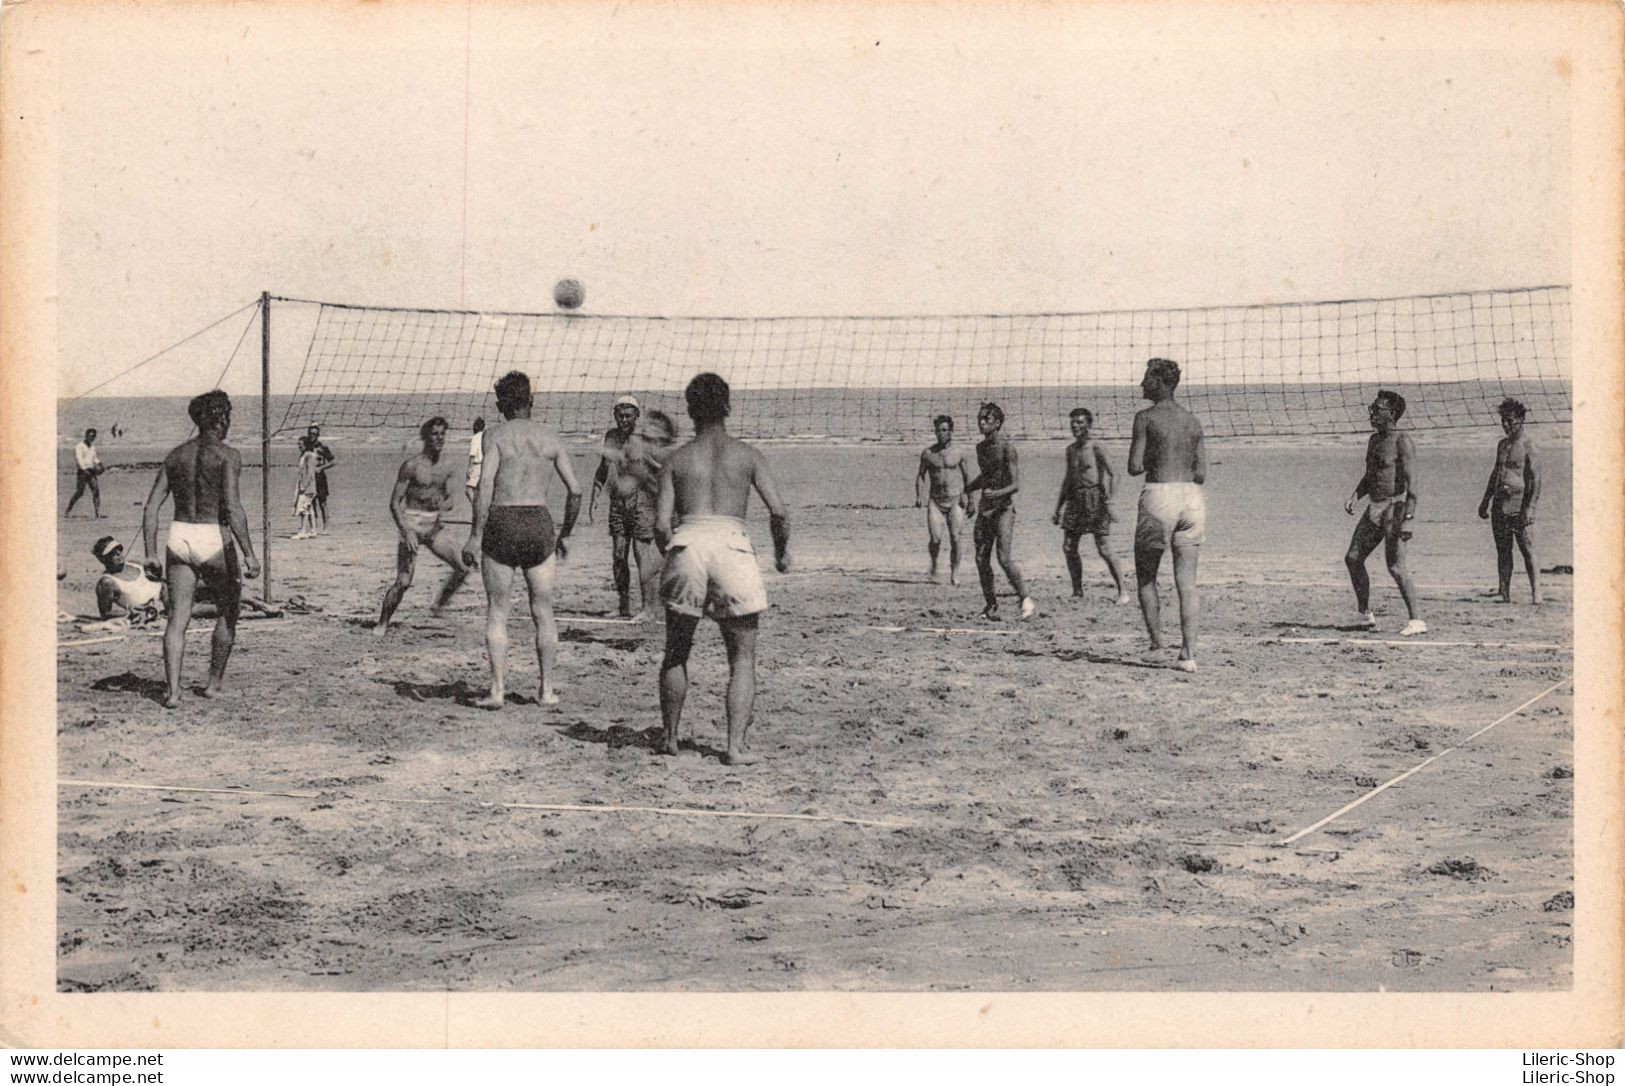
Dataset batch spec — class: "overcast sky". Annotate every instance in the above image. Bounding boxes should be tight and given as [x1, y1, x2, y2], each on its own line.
[47, 4, 1571, 398]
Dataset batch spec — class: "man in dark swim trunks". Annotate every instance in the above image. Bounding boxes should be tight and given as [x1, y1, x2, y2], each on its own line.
[462, 371, 582, 710]
[139, 390, 262, 708]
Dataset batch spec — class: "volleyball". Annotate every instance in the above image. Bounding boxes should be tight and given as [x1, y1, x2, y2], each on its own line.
[554, 278, 585, 310]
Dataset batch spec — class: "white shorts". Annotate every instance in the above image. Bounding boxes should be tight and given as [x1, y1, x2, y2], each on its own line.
[466, 462, 482, 489]
[659, 515, 768, 619]
[166, 521, 225, 567]
[1135, 482, 1207, 550]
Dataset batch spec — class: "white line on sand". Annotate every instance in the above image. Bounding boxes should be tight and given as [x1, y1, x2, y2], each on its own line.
[864, 624, 1020, 636]
[1275, 636, 1565, 650]
[1279, 675, 1572, 845]
[58, 635, 128, 649]
[56, 778, 905, 830]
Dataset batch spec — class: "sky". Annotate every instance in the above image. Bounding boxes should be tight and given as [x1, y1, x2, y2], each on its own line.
[39, 3, 1572, 398]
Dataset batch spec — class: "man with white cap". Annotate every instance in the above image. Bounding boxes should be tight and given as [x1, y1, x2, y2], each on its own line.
[590, 394, 663, 618]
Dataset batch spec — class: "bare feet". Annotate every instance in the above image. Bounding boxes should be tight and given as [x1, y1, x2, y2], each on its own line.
[981, 604, 1001, 622]
[1175, 656, 1197, 673]
[538, 687, 560, 707]
[200, 683, 224, 698]
[1114, 592, 1131, 606]
[1019, 597, 1035, 619]
[722, 749, 761, 766]
[371, 621, 390, 639]
[473, 691, 506, 710]
[162, 690, 183, 709]
[1070, 589, 1085, 600]
[655, 735, 681, 756]
[1399, 619, 1428, 637]
[949, 568, 960, 586]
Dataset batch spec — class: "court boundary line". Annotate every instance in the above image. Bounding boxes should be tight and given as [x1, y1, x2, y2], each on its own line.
[1278, 674, 1571, 845]
[56, 777, 906, 830]
[1274, 636, 1566, 650]
[864, 624, 1021, 636]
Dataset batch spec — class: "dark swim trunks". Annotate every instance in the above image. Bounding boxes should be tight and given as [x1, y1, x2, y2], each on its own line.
[482, 505, 556, 569]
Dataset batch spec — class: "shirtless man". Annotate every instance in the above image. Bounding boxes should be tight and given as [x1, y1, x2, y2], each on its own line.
[655, 373, 790, 766]
[1054, 407, 1130, 604]
[1127, 359, 1207, 671]
[462, 371, 581, 709]
[375, 417, 471, 635]
[590, 396, 662, 618]
[964, 403, 1034, 620]
[139, 390, 261, 708]
[914, 415, 973, 584]
[1343, 389, 1425, 635]
[1478, 397, 1542, 605]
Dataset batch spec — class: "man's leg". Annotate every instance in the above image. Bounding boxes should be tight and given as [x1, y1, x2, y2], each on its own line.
[1062, 529, 1084, 597]
[632, 538, 661, 616]
[161, 560, 199, 708]
[658, 611, 701, 755]
[374, 539, 418, 635]
[1170, 543, 1200, 665]
[1514, 521, 1541, 604]
[1135, 535, 1166, 650]
[611, 531, 633, 616]
[474, 557, 515, 709]
[718, 615, 761, 766]
[946, 503, 965, 585]
[198, 552, 242, 697]
[522, 555, 561, 705]
[1344, 519, 1382, 615]
[995, 508, 1032, 615]
[1384, 521, 1423, 626]
[65, 474, 87, 516]
[89, 474, 102, 518]
[1096, 532, 1129, 601]
[925, 503, 946, 580]
[974, 517, 998, 615]
[424, 530, 471, 612]
[1491, 508, 1515, 601]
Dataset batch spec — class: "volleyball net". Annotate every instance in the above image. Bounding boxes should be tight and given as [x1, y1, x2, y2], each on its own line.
[275, 285, 1572, 442]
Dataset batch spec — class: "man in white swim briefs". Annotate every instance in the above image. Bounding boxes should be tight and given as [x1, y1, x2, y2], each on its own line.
[140, 389, 262, 708]
[1127, 358, 1207, 672]
[375, 417, 473, 635]
[1344, 389, 1425, 635]
[654, 372, 791, 767]
[914, 414, 973, 584]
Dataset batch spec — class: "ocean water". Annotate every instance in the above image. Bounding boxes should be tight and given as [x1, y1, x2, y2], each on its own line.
[59, 380, 1570, 456]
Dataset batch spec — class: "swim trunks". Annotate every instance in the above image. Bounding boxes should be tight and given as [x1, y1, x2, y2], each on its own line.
[1491, 501, 1531, 536]
[1361, 492, 1409, 535]
[166, 521, 226, 567]
[1493, 485, 1525, 518]
[402, 507, 445, 544]
[929, 494, 962, 517]
[973, 503, 1017, 549]
[1135, 482, 1206, 549]
[1061, 483, 1112, 536]
[482, 505, 556, 569]
[607, 488, 656, 541]
[660, 515, 768, 619]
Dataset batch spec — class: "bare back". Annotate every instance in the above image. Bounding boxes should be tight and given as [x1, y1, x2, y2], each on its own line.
[1132, 401, 1205, 483]
[164, 437, 238, 524]
[487, 418, 565, 506]
[668, 430, 770, 519]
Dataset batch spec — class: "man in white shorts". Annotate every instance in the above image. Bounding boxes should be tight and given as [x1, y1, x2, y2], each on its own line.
[1127, 358, 1207, 672]
[465, 417, 485, 510]
[140, 390, 261, 708]
[654, 372, 790, 766]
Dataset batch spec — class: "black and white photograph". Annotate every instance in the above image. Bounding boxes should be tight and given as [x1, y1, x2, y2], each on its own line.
[2, 0, 1620, 1050]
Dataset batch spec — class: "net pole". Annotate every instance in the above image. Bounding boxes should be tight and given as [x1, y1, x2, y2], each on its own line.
[260, 291, 273, 602]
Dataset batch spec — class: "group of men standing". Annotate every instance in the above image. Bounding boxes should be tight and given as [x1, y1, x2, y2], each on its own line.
[365, 372, 789, 765]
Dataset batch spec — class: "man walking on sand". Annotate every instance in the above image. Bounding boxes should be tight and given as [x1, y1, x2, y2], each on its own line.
[65, 428, 105, 518]
[140, 390, 262, 708]
[1128, 358, 1207, 672]
[964, 403, 1034, 621]
[462, 371, 581, 710]
[654, 373, 790, 766]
